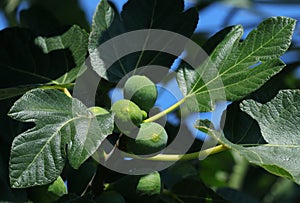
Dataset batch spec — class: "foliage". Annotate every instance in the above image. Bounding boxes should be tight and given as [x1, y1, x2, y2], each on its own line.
[0, 0, 300, 202]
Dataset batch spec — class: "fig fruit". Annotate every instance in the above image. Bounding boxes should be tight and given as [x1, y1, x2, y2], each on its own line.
[88, 106, 109, 116]
[111, 99, 143, 134]
[127, 122, 168, 155]
[124, 75, 157, 112]
[109, 171, 161, 203]
[141, 110, 148, 119]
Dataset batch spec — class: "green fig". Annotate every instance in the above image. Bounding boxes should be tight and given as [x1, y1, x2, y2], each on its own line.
[127, 122, 168, 155]
[109, 172, 161, 203]
[111, 99, 143, 135]
[88, 106, 109, 116]
[124, 75, 157, 112]
[141, 110, 148, 119]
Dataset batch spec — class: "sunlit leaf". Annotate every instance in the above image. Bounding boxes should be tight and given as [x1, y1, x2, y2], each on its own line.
[8, 89, 113, 188]
[177, 17, 296, 112]
[196, 90, 300, 185]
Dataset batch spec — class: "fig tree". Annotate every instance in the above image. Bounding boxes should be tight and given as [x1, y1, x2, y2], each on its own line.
[127, 122, 168, 155]
[124, 75, 157, 112]
[111, 99, 143, 135]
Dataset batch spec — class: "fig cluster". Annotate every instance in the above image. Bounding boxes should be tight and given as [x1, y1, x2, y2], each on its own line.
[109, 75, 168, 155]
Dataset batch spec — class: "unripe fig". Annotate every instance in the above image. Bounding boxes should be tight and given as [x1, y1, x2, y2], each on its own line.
[109, 171, 161, 203]
[124, 75, 157, 112]
[127, 122, 168, 155]
[111, 99, 143, 135]
[88, 106, 109, 116]
[141, 110, 147, 119]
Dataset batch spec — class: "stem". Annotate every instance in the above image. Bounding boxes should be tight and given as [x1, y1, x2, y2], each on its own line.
[124, 145, 228, 162]
[143, 97, 186, 123]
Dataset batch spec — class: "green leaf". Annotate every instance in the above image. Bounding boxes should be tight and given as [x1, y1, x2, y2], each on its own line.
[240, 90, 300, 145]
[67, 161, 97, 195]
[221, 62, 298, 145]
[88, 0, 118, 51]
[88, 0, 198, 82]
[0, 26, 88, 100]
[54, 193, 95, 203]
[0, 85, 39, 101]
[222, 102, 265, 144]
[35, 25, 89, 84]
[28, 176, 67, 203]
[48, 176, 67, 197]
[0, 146, 27, 202]
[177, 17, 296, 112]
[197, 90, 300, 185]
[0, 84, 73, 101]
[171, 177, 229, 203]
[217, 187, 260, 203]
[8, 89, 113, 188]
[199, 151, 235, 188]
[28, 0, 90, 31]
[161, 162, 198, 189]
[0, 28, 63, 87]
[95, 191, 126, 203]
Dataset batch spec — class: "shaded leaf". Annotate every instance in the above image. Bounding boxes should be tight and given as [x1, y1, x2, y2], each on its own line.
[54, 193, 95, 203]
[67, 161, 97, 195]
[199, 151, 235, 188]
[28, 176, 67, 203]
[197, 90, 300, 185]
[20, 5, 64, 36]
[221, 60, 300, 145]
[217, 187, 260, 203]
[177, 17, 296, 112]
[89, 0, 198, 82]
[29, 0, 90, 31]
[8, 89, 113, 188]
[0, 85, 38, 101]
[0, 25, 88, 100]
[161, 162, 198, 189]
[95, 191, 126, 203]
[222, 102, 266, 144]
[0, 84, 73, 101]
[0, 28, 66, 87]
[35, 25, 89, 84]
[171, 177, 229, 203]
